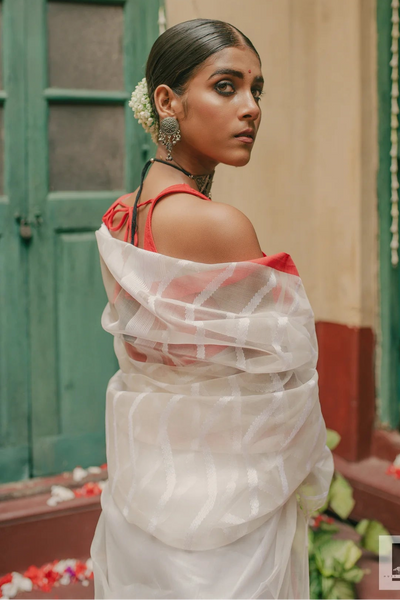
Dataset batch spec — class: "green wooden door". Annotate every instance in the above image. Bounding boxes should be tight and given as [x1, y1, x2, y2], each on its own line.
[377, 0, 400, 431]
[0, 0, 162, 484]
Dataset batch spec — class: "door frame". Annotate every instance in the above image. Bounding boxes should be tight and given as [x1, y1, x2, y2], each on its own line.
[0, 0, 32, 483]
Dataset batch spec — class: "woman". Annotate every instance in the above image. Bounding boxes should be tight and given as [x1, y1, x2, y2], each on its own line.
[90, 18, 334, 599]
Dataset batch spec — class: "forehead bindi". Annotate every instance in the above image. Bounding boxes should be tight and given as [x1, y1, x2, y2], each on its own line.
[200, 47, 263, 82]
[205, 67, 264, 86]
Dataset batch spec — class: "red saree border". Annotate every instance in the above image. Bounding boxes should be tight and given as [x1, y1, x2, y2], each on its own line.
[249, 252, 299, 276]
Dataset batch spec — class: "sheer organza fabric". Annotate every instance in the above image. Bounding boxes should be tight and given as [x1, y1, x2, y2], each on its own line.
[90, 223, 334, 599]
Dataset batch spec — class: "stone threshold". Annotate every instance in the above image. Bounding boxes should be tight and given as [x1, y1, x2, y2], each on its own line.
[0, 469, 108, 502]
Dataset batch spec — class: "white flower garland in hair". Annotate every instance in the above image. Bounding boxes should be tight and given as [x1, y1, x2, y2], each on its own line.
[390, 0, 399, 266]
[128, 77, 159, 144]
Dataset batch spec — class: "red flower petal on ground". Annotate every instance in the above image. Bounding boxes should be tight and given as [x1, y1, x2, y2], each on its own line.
[386, 464, 400, 479]
[313, 514, 323, 527]
[23, 565, 40, 584]
[75, 561, 87, 578]
[0, 573, 12, 587]
[4, 558, 93, 596]
[74, 481, 102, 497]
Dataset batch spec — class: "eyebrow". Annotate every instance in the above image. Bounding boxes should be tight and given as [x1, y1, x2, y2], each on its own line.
[207, 68, 264, 84]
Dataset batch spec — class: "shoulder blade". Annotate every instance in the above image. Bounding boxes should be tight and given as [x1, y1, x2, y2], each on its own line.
[151, 193, 264, 263]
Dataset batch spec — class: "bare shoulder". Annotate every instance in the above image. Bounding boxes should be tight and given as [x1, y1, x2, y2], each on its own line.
[151, 192, 264, 263]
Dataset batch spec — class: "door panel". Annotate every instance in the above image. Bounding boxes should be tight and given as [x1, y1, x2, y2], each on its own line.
[47, 2, 125, 91]
[48, 104, 125, 191]
[27, 0, 160, 477]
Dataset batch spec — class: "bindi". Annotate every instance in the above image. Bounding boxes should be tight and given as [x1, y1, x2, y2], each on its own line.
[248, 69, 251, 73]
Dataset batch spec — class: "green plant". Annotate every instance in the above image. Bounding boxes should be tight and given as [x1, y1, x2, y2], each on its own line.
[308, 429, 391, 599]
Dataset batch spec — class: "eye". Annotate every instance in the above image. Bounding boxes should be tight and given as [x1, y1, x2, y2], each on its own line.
[252, 88, 265, 103]
[214, 80, 235, 95]
[214, 81, 265, 103]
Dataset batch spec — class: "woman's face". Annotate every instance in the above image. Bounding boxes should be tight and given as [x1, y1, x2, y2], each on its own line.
[157, 45, 264, 171]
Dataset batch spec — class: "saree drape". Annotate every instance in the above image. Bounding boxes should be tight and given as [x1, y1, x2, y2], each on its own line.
[90, 223, 334, 599]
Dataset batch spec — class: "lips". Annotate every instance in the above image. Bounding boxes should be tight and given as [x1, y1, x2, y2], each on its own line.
[234, 129, 255, 142]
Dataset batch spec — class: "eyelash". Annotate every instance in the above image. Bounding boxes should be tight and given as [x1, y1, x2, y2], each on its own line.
[214, 81, 265, 103]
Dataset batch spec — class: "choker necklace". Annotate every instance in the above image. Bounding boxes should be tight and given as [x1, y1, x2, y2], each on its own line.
[150, 157, 215, 199]
[130, 157, 215, 245]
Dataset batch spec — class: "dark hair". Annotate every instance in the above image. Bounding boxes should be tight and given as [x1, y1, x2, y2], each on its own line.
[145, 18, 261, 122]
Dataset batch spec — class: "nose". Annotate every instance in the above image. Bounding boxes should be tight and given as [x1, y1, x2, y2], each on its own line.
[238, 90, 261, 121]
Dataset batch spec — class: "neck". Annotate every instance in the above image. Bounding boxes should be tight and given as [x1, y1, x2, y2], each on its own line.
[153, 147, 216, 198]
[155, 144, 217, 176]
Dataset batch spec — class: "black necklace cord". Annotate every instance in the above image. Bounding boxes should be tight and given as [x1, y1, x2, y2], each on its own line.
[152, 157, 194, 177]
[129, 157, 214, 245]
[130, 158, 154, 244]
[152, 157, 215, 194]
[154, 157, 215, 197]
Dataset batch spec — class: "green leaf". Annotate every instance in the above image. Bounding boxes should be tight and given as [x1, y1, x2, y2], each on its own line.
[315, 539, 362, 577]
[338, 540, 363, 570]
[315, 495, 330, 515]
[326, 429, 341, 451]
[329, 473, 355, 519]
[309, 556, 323, 599]
[308, 528, 315, 555]
[341, 565, 365, 583]
[313, 530, 335, 549]
[322, 577, 356, 599]
[354, 519, 369, 536]
[319, 521, 340, 533]
[356, 520, 391, 554]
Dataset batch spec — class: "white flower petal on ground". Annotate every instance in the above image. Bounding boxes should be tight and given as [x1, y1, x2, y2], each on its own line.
[72, 466, 88, 481]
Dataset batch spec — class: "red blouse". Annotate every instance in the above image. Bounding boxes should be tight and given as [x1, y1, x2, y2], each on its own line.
[102, 184, 214, 251]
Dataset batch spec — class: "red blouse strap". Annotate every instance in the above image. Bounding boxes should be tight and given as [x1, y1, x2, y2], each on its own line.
[143, 184, 212, 252]
[102, 193, 155, 243]
[102, 194, 133, 243]
[150, 183, 211, 202]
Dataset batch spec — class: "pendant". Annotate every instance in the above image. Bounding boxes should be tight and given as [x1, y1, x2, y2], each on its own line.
[193, 171, 215, 199]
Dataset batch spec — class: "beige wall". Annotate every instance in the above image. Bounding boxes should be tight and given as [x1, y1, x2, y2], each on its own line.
[165, 0, 379, 329]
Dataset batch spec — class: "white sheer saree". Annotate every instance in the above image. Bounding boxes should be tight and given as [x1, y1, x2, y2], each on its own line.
[90, 223, 334, 599]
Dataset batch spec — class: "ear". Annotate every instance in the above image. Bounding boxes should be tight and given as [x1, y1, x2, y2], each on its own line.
[154, 84, 180, 121]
